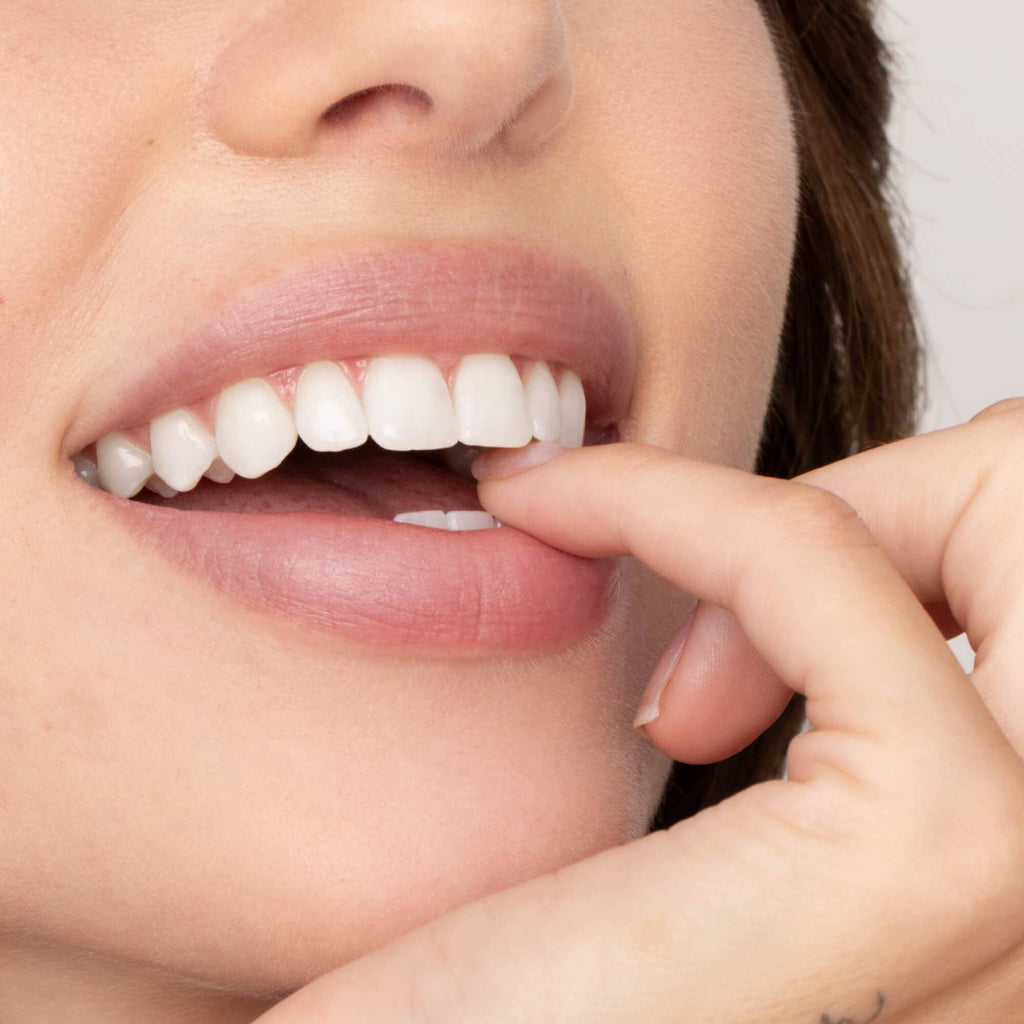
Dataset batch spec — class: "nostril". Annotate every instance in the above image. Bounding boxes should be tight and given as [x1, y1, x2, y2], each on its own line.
[321, 84, 433, 129]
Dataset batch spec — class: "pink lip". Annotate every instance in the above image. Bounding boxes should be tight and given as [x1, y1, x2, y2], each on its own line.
[116, 504, 616, 651]
[66, 240, 635, 453]
[77, 240, 633, 651]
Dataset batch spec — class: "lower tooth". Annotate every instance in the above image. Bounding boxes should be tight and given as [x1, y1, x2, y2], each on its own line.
[445, 511, 496, 531]
[394, 510, 448, 530]
[392, 510, 498, 532]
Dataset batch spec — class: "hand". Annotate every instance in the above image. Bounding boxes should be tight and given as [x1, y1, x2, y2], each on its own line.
[256, 399, 1024, 1024]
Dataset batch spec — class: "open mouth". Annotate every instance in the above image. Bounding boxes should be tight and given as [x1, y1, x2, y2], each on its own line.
[74, 353, 593, 532]
[68, 242, 632, 652]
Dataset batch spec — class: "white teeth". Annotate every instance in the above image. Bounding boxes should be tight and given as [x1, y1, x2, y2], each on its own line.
[204, 458, 236, 485]
[557, 370, 586, 448]
[215, 378, 298, 479]
[72, 454, 100, 489]
[150, 409, 217, 492]
[523, 361, 562, 442]
[394, 510, 448, 529]
[294, 361, 369, 452]
[393, 509, 499, 531]
[96, 432, 153, 498]
[452, 354, 533, 448]
[363, 355, 458, 451]
[85, 354, 592, 496]
[145, 475, 179, 499]
[444, 510, 496, 531]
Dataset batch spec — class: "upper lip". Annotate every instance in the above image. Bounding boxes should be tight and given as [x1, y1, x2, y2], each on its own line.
[63, 240, 637, 456]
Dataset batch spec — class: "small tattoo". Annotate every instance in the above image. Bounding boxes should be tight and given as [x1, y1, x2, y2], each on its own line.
[821, 991, 885, 1024]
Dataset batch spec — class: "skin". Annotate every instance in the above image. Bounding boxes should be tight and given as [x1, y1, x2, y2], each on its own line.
[0, 1, 798, 1020]
[264, 408, 1024, 1023]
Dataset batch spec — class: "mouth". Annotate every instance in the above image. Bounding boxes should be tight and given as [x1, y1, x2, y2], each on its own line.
[67, 242, 633, 652]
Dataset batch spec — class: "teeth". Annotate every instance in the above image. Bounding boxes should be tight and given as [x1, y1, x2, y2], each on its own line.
[145, 475, 179, 499]
[453, 354, 533, 448]
[294, 361, 369, 452]
[557, 370, 586, 448]
[215, 378, 298, 479]
[523, 361, 562, 442]
[150, 409, 217, 492]
[84, 354, 593, 497]
[393, 509, 499, 531]
[394, 510, 448, 529]
[444, 510, 496, 531]
[96, 432, 153, 498]
[72, 454, 101, 489]
[363, 355, 458, 451]
[204, 458, 236, 485]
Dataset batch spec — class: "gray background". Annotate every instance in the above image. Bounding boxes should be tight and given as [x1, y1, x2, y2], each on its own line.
[881, 1, 1023, 430]
[880, 1, 1023, 664]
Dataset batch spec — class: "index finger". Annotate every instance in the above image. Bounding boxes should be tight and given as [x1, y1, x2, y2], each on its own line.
[475, 443, 999, 754]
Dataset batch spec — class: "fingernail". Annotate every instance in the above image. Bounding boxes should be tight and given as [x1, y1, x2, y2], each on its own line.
[633, 609, 696, 730]
[471, 441, 571, 482]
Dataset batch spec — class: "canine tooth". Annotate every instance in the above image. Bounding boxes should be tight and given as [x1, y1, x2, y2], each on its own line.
[294, 361, 369, 452]
[72, 454, 100, 489]
[453, 354, 532, 448]
[557, 370, 586, 448]
[445, 510, 496, 531]
[394, 510, 448, 529]
[523, 361, 561, 442]
[145, 476, 178, 499]
[96, 432, 153, 498]
[150, 409, 217, 492]
[216, 378, 298, 479]
[363, 355, 458, 451]
[204, 458, 236, 485]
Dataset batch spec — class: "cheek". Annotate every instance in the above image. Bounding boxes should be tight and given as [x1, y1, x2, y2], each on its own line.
[568, 0, 799, 465]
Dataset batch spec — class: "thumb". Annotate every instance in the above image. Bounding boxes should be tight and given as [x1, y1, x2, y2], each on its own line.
[249, 812, 841, 1024]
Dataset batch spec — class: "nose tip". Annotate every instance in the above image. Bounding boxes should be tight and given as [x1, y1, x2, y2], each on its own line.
[205, 0, 573, 161]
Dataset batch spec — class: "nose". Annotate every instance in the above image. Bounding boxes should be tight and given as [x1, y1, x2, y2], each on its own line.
[205, 0, 573, 160]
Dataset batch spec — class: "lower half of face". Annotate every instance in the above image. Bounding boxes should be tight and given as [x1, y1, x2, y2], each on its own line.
[0, 0, 796, 996]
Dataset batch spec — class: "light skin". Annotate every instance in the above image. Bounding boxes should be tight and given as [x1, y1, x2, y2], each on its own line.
[2, 2, 1021, 1023]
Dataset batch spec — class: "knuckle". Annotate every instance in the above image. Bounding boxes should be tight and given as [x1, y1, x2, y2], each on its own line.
[759, 480, 873, 551]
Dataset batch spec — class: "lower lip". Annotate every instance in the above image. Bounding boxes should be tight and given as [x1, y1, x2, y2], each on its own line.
[111, 501, 614, 651]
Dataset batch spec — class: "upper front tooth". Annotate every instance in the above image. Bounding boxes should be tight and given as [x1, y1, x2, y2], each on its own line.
[96, 432, 153, 498]
[150, 409, 217, 492]
[294, 361, 369, 452]
[523, 361, 562, 442]
[362, 355, 458, 451]
[557, 370, 586, 448]
[215, 378, 298, 479]
[453, 354, 533, 448]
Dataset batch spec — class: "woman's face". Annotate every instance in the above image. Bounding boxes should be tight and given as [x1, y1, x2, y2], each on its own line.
[0, 0, 797, 1004]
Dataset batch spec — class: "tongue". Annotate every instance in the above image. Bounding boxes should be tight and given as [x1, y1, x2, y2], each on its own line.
[137, 445, 483, 518]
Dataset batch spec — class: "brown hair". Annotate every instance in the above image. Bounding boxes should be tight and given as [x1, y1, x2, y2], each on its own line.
[652, 0, 921, 828]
